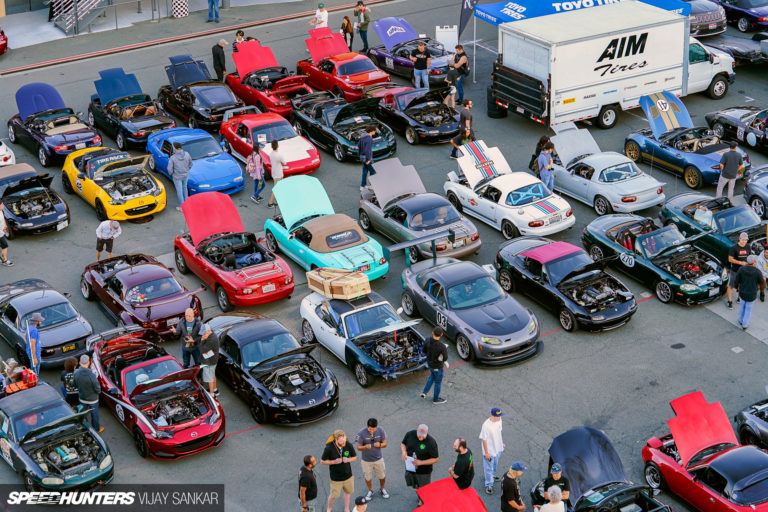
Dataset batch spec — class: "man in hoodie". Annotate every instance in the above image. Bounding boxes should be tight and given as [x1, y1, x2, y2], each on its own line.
[75, 355, 103, 433]
[167, 142, 193, 210]
[358, 126, 376, 189]
[420, 327, 448, 404]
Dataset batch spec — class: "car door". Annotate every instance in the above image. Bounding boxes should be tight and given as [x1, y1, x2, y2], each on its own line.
[315, 302, 347, 362]
[412, 277, 449, 329]
[380, 205, 408, 242]
[620, 241, 658, 287]
[218, 336, 250, 399]
[562, 163, 593, 202]
[104, 104, 121, 137]
[686, 466, 730, 511]
[17, 119, 35, 150]
[0, 304, 21, 351]
[103, 277, 124, 320]
[650, 137, 685, 175]
[394, 47, 413, 76]
[0, 411, 17, 471]
[302, 108, 328, 149]
[687, 42, 713, 94]
[519, 258, 555, 307]
[231, 123, 253, 159]
[154, 140, 174, 178]
[316, 60, 335, 90]
[474, 185, 502, 226]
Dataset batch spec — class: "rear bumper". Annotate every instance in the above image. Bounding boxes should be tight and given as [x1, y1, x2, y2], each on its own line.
[419, 238, 481, 259]
[612, 195, 665, 213]
[518, 215, 575, 236]
[229, 282, 295, 306]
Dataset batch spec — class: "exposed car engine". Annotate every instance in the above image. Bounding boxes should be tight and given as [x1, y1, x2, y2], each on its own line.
[408, 104, 455, 127]
[562, 275, 633, 311]
[360, 329, 424, 371]
[101, 173, 157, 202]
[141, 392, 209, 427]
[29, 433, 103, 476]
[657, 251, 722, 287]
[335, 123, 385, 143]
[259, 360, 324, 396]
[6, 191, 58, 219]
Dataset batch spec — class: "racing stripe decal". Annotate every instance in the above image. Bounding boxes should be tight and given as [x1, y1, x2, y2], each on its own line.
[533, 201, 555, 214]
[464, 141, 497, 178]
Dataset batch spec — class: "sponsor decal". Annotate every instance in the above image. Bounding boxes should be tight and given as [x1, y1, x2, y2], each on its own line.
[619, 253, 635, 267]
[552, 0, 623, 12]
[386, 25, 406, 37]
[500, 2, 526, 20]
[563, 98, 575, 104]
[594, 32, 648, 77]
[116, 403, 125, 422]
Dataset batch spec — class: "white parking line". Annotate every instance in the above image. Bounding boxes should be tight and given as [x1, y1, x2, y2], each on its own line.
[744, 96, 755, 103]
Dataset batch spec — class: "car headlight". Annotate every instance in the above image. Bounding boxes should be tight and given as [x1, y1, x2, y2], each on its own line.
[20, 222, 33, 228]
[481, 336, 501, 345]
[527, 319, 537, 335]
[270, 397, 296, 408]
[99, 454, 112, 470]
[41, 477, 64, 486]
[57, 213, 67, 219]
[234, 176, 244, 182]
[198, 184, 211, 189]
[152, 430, 173, 439]
[721, 269, 728, 281]
[427, 130, 439, 135]
[718, 6, 725, 16]
[152, 186, 163, 197]
[680, 283, 699, 292]
[109, 199, 126, 205]
[592, 315, 605, 321]
[312, 157, 321, 163]
[326, 379, 335, 396]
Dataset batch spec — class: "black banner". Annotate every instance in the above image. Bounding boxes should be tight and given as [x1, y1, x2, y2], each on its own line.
[459, 0, 479, 36]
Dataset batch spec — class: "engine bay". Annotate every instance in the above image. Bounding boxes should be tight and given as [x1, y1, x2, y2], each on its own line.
[258, 360, 324, 396]
[656, 250, 722, 287]
[561, 275, 633, 312]
[6, 190, 58, 219]
[100, 172, 157, 201]
[359, 329, 424, 372]
[141, 391, 209, 427]
[407, 103, 455, 127]
[29, 432, 103, 477]
[201, 233, 275, 270]
[335, 122, 385, 143]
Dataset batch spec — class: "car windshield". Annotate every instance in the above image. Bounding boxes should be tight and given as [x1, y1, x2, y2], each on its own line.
[410, 205, 460, 231]
[344, 303, 401, 338]
[337, 60, 377, 76]
[740, 0, 768, 7]
[33, 108, 75, 123]
[446, 276, 505, 310]
[547, 252, 596, 285]
[640, 227, 685, 258]
[733, 478, 768, 506]
[599, 162, 642, 182]
[124, 358, 184, 396]
[22, 302, 78, 330]
[241, 332, 301, 368]
[125, 277, 183, 304]
[13, 402, 74, 441]
[252, 121, 297, 145]
[506, 182, 550, 207]
[182, 137, 222, 159]
[713, 206, 761, 234]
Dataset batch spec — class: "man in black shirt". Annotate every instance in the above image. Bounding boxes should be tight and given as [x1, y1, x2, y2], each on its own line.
[501, 462, 527, 512]
[543, 463, 570, 503]
[727, 232, 751, 309]
[716, 142, 744, 203]
[212, 39, 228, 81]
[449, 128, 475, 159]
[735, 254, 766, 331]
[410, 41, 431, 89]
[449, 438, 474, 490]
[299, 455, 318, 512]
[321, 430, 358, 512]
[421, 328, 448, 404]
[459, 99, 473, 130]
[401, 423, 439, 494]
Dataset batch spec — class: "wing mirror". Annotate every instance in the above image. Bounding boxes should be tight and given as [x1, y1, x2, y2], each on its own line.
[288, 233, 296, 240]
[300, 337, 308, 344]
[219, 140, 226, 148]
[76, 112, 84, 118]
[106, 387, 119, 397]
[77, 173, 86, 179]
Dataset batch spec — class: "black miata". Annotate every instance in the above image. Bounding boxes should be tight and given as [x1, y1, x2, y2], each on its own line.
[494, 237, 637, 332]
[0, 163, 70, 238]
[734, 386, 768, 447]
[88, 67, 175, 150]
[157, 55, 243, 132]
[706, 105, 768, 152]
[362, 83, 460, 145]
[208, 312, 339, 425]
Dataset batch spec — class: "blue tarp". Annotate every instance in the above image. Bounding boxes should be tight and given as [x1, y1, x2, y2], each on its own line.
[165, 55, 212, 91]
[94, 68, 144, 105]
[15, 83, 66, 122]
[474, 0, 690, 26]
[372, 17, 420, 51]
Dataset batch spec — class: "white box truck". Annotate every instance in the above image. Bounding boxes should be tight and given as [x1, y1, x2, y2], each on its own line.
[488, 0, 735, 129]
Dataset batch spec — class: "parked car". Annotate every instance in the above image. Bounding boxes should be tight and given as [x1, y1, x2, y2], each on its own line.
[687, 0, 727, 36]
[0, 163, 70, 237]
[705, 105, 768, 152]
[706, 33, 768, 65]
[743, 165, 768, 218]
[714, 0, 768, 31]
[0, 139, 15, 167]
[734, 386, 768, 447]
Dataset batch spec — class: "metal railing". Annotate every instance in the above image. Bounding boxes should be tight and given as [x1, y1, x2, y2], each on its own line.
[51, 0, 173, 36]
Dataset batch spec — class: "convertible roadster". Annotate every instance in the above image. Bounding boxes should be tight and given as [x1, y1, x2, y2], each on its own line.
[550, 122, 665, 215]
[62, 148, 166, 221]
[8, 83, 101, 167]
[714, 0, 768, 32]
[400, 258, 541, 364]
[291, 91, 396, 162]
[0, 163, 69, 237]
[264, 176, 389, 280]
[87, 68, 174, 150]
[734, 386, 768, 448]
[743, 165, 768, 218]
[443, 140, 574, 239]
[494, 238, 637, 331]
[225, 40, 313, 117]
[582, 214, 727, 304]
[705, 105, 768, 152]
[362, 83, 459, 145]
[625, 91, 750, 189]
[300, 291, 426, 387]
[359, 157, 480, 263]
[174, 192, 294, 311]
[706, 33, 768, 65]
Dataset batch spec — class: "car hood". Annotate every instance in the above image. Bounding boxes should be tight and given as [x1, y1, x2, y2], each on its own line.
[189, 152, 242, 184]
[372, 17, 419, 51]
[306, 28, 350, 63]
[16, 83, 66, 122]
[456, 140, 512, 189]
[20, 410, 91, 445]
[639, 91, 694, 140]
[452, 297, 530, 336]
[369, 157, 425, 208]
[273, 176, 334, 230]
[551, 122, 601, 167]
[94, 68, 143, 105]
[352, 319, 422, 344]
[232, 40, 279, 78]
[261, 135, 315, 162]
[688, 0, 720, 15]
[558, 258, 613, 286]
[165, 55, 212, 90]
[667, 391, 738, 466]
[332, 97, 382, 127]
[273, 75, 308, 91]
[93, 156, 149, 181]
[252, 345, 316, 369]
[401, 89, 446, 111]
[182, 192, 245, 246]
[0, 174, 54, 198]
[129, 367, 199, 400]
[548, 427, 629, 506]
[39, 317, 92, 349]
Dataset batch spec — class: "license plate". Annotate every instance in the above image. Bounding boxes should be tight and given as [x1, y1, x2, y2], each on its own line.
[167, 317, 179, 326]
[56, 221, 68, 231]
[75, 143, 86, 150]
[550, 214, 562, 223]
[453, 240, 465, 248]
[516, 106, 524, 114]
[708, 23, 717, 29]
[62, 344, 76, 353]
[358, 264, 370, 272]
[709, 288, 718, 297]
[262, 283, 276, 293]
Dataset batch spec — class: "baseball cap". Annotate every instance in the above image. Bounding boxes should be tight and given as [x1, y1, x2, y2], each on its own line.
[355, 496, 369, 505]
[491, 408, 504, 417]
[748, 254, 758, 265]
[551, 463, 562, 473]
[740, 232, 749, 241]
[511, 461, 528, 472]
[417, 424, 429, 435]
[318, 2, 325, 6]
[356, 0, 364, 4]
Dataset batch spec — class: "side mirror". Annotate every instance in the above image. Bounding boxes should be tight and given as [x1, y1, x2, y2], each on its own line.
[106, 387, 119, 397]
[62, 291, 71, 298]
[76, 112, 84, 118]
[219, 140, 226, 148]
[708, 52, 714, 63]
[288, 233, 296, 240]
[77, 173, 85, 179]
[300, 337, 308, 344]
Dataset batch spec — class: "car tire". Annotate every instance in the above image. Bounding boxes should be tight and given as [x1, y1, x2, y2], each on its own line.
[498, 269, 514, 293]
[558, 308, 576, 332]
[62, 172, 74, 194]
[333, 87, 345, 99]
[80, 276, 94, 300]
[407, 247, 421, 265]
[707, 75, 728, 100]
[749, 196, 766, 219]
[624, 140, 642, 163]
[711, 122, 725, 138]
[358, 210, 373, 232]
[501, 220, 519, 240]
[216, 285, 233, 312]
[655, 281, 673, 303]
[293, 122, 302, 135]
[352, 362, 373, 388]
[95, 200, 108, 221]
[400, 291, 417, 318]
[148, 155, 156, 171]
[737, 17, 750, 32]
[8, 124, 16, 144]
[683, 166, 703, 189]
[593, 195, 612, 216]
[301, 319, 316, 343]
[250, 401, 268, 424]
[644, 462, 665, 490]
[116, 132, 126, 150]
[87, 109, 95, 126]
[739, 428, 761, 446]
[23, 472, 38, 492]
[447, 192, 462, 213]
[174, 248, 190, 274]
[455, 334, 475, 361]
[405, 127, 419, 145]
[38, 145, 50, 168]
[588, 244, 605, 261]
[265, 230, 279, 253]
[333, 143, 345, 162]
[596, 104, 619, 129]
[133, 428, 150, 458]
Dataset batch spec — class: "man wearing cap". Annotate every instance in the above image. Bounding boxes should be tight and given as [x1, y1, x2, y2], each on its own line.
[0, 202, 13, 266]
[74, 355, 103, 433]
[95, 219, 121, 261]
[212, 39, 228, 80]
[353, 1, 371, 52]
[501, 463, 527, 511]
[543, 464, 570, 503]
[421, 327, 448, 404]
[480, 408, 505, 494]
[401, 424, 439, 496]
[449, 438, 475, 490]
[734, 254, 766, 330]
[351, 496, 368, 512]
[310, 3, 329, 29]
[321, 430, 357, 512]
[717, 142, 744, 203]
[25, 313, 43, 375]
[727, 232, 752, 309]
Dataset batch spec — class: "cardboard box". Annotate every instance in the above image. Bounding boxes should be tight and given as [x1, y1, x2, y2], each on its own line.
[306, 268, 370, 300]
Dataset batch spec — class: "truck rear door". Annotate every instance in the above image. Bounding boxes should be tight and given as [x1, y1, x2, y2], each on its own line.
[492, 31, 550, 122]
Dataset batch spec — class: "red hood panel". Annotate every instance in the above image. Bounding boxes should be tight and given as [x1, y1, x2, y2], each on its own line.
[129, 367, 200, 400]
[667, 391, 737, 466]
[233, 41, 279, 78]
[305, 30, 350, 63]
[182, 192, 245, 247]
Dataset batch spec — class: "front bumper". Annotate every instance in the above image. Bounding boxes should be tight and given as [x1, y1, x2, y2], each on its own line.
[690, 19, 726, 36]
[418, 125, 460, 144]
[38, 466, 114, 492]
[575, 301, 637, 331]
[189, 180, 245, 196]
[674, 282, 727, 305]
[518, 214, 576, 237]
[149, 425, 226, 460]
[9, 217, 70, 237]
[229, 281, 295, 306]
[280, 157, 321, 178]
[476, 335, 542, 366]
[269, 395, 339, 426]
[107, 197, 166, 220]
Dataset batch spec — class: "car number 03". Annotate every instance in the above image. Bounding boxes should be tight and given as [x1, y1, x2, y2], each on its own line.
[737, 126, 745, 141]
[116, 404, 125, 422]
[619, 253, 635, 268]
[385, 57, 394, 69]
[436, 311, 448, 329]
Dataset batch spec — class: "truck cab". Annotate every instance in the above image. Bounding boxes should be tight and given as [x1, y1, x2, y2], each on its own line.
[687, 38, 735, 98]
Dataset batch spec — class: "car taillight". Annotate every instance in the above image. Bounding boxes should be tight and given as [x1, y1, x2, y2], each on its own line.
[41, 348, 55, 357]
[169, 123, 176, 128]
[1, 156, 9, 162]
[54, 145, 68, 152]
[142, 321, 159, 328]
[471, 233, 479, 241]
[565, 209, 573, 217]
[621, 196, 637, 203]
[133, 130, 146, 137]
[430, 69, 442, 75]
[529, 220, 544, 227]
[436, 244, 447, 251]
[379, 257, 387, 264]
[759, 16, 768, 21]
[236, 287, 253, 295]
[711, 165, 720, 169]
[657, 187, 663, 195]
[285, 275, 293, 284]
[93, 136, 102, 145]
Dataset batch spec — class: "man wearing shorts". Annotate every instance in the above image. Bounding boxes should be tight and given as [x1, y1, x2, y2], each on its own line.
[95, 220, 121, 261]
[401, 424, 439, 501]
[199, 324, 219, 398]
[321, 430, 357, 512]
[0, 203, 13, 266]
[356, 418, 389, 500]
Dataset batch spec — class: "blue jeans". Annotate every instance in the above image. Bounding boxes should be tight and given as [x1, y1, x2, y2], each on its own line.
[455, 74, 465, 102]
[414, 69, 429, 89]
[173, 177, 189, 206]
[739, 299, 755, 328]
[540, 171, 554, 192]
[359, 29, 368, 51]
[422, 368, 443, 401]
[483, 452, 501, 487]
[81, 401, 100, 430]
[182, 347, 201, 368]
[207, 0, 219, 20]
[361, 162, 376, 187]
[253, 178, 265, 199]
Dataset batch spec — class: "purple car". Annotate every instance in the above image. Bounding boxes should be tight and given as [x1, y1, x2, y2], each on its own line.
[714, 0, 768, 31]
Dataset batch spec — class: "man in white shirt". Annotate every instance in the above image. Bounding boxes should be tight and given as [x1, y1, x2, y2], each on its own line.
[0, 203, 13, 266]
[309, 2, 329, 29]
[267, 140, 286, 208]
[95, 220, 122, 261]
[479, 407, 505, 495]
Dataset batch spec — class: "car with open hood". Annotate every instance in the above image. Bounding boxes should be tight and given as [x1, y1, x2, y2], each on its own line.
[444, 140, 574, 239]
[174, 192, 294, 311]
[291, 91, 396, 162]
[582, 214, 727, 304]
[80, 254, 203, 339]
[625, 91, 750, 189]
[359, 157, 480, 264]
[225, 40, 313, 117]
[400, 258, 541, 364]
[264, 176, 389, 281]
[0, 139, 15, 167]
[87, 68, 175, 150]
[0, 384, 113, 491]
[300, 291, 427, 387]
[297, 28, 390, 102]
[706, 105, 768, 152]
[734, 386, 768, 448]
[362, 82, 460, 145]
[90, 330, 225, 459]
[530, 427, 670, 512]
[146, 128, 244, 196]
[219, 107, 321, 177]
[743, 165, 768, 218]
[687, 0, 728, 36]
[714, 0, 768, 31]
[157, 55, 243, 131]
[495, 238, 637, 332]
[211, 312, 338, 424]
[62, 148, 166, 221]
[659, 192, 768, 264]
[550, 122, 665, 215]
[0, 163, 69, 237]
[0, 279, 92, 368]
[367, 17, 455, 87]
[643, 391, 768, 511]
[7, 83, 101, 168]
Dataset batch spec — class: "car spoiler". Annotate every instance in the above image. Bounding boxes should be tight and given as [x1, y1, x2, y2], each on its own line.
[385, 228, 458, 267]
[85, 325, 148, 351]
[131, 286, 206, 320]
[222, 106, 262, 123]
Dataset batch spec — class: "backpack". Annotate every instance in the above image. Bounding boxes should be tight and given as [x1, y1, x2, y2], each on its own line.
[63, 371, 77, 394]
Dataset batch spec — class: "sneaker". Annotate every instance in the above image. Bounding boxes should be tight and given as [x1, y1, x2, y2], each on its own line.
[97, 427, 105, 434]
[494, 475, 501, 481]
[433, 397, 447, 404]
[175, 206, 182, 211]
[485, 486, 493, 495]
[420, 392, 427, 399]
[365, 490, 374, 501]
[206, 18, 213, 22]
[250, 196, 260, 203]
[449, 155, 458, 160]
[1, 260, 12, 267]
[255, 196, 263, 203]
[215, 19, 220, 22]
[380, 489, 390, 499]
[727, 301, 733, 309]
[267, 202, 275, 208]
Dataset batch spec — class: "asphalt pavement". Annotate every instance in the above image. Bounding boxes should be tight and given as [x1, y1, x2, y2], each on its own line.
[0, 0, 767, 510]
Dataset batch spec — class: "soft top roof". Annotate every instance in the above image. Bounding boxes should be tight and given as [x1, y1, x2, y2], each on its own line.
[16, 83, 66, 122]
[0, 383, 63, 417]
[303, 213, 368, 253]
[94, 67, 144, 105]
[521, 241, 582, 264]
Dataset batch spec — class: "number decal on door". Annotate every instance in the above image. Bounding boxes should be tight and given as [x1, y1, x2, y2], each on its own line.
[436, 311, 447, 329]
[737, 126, 745, 141]
[385, 57, 394, 69]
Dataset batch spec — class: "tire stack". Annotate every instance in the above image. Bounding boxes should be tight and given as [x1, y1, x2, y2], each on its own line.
[487, 86, 507, 119]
